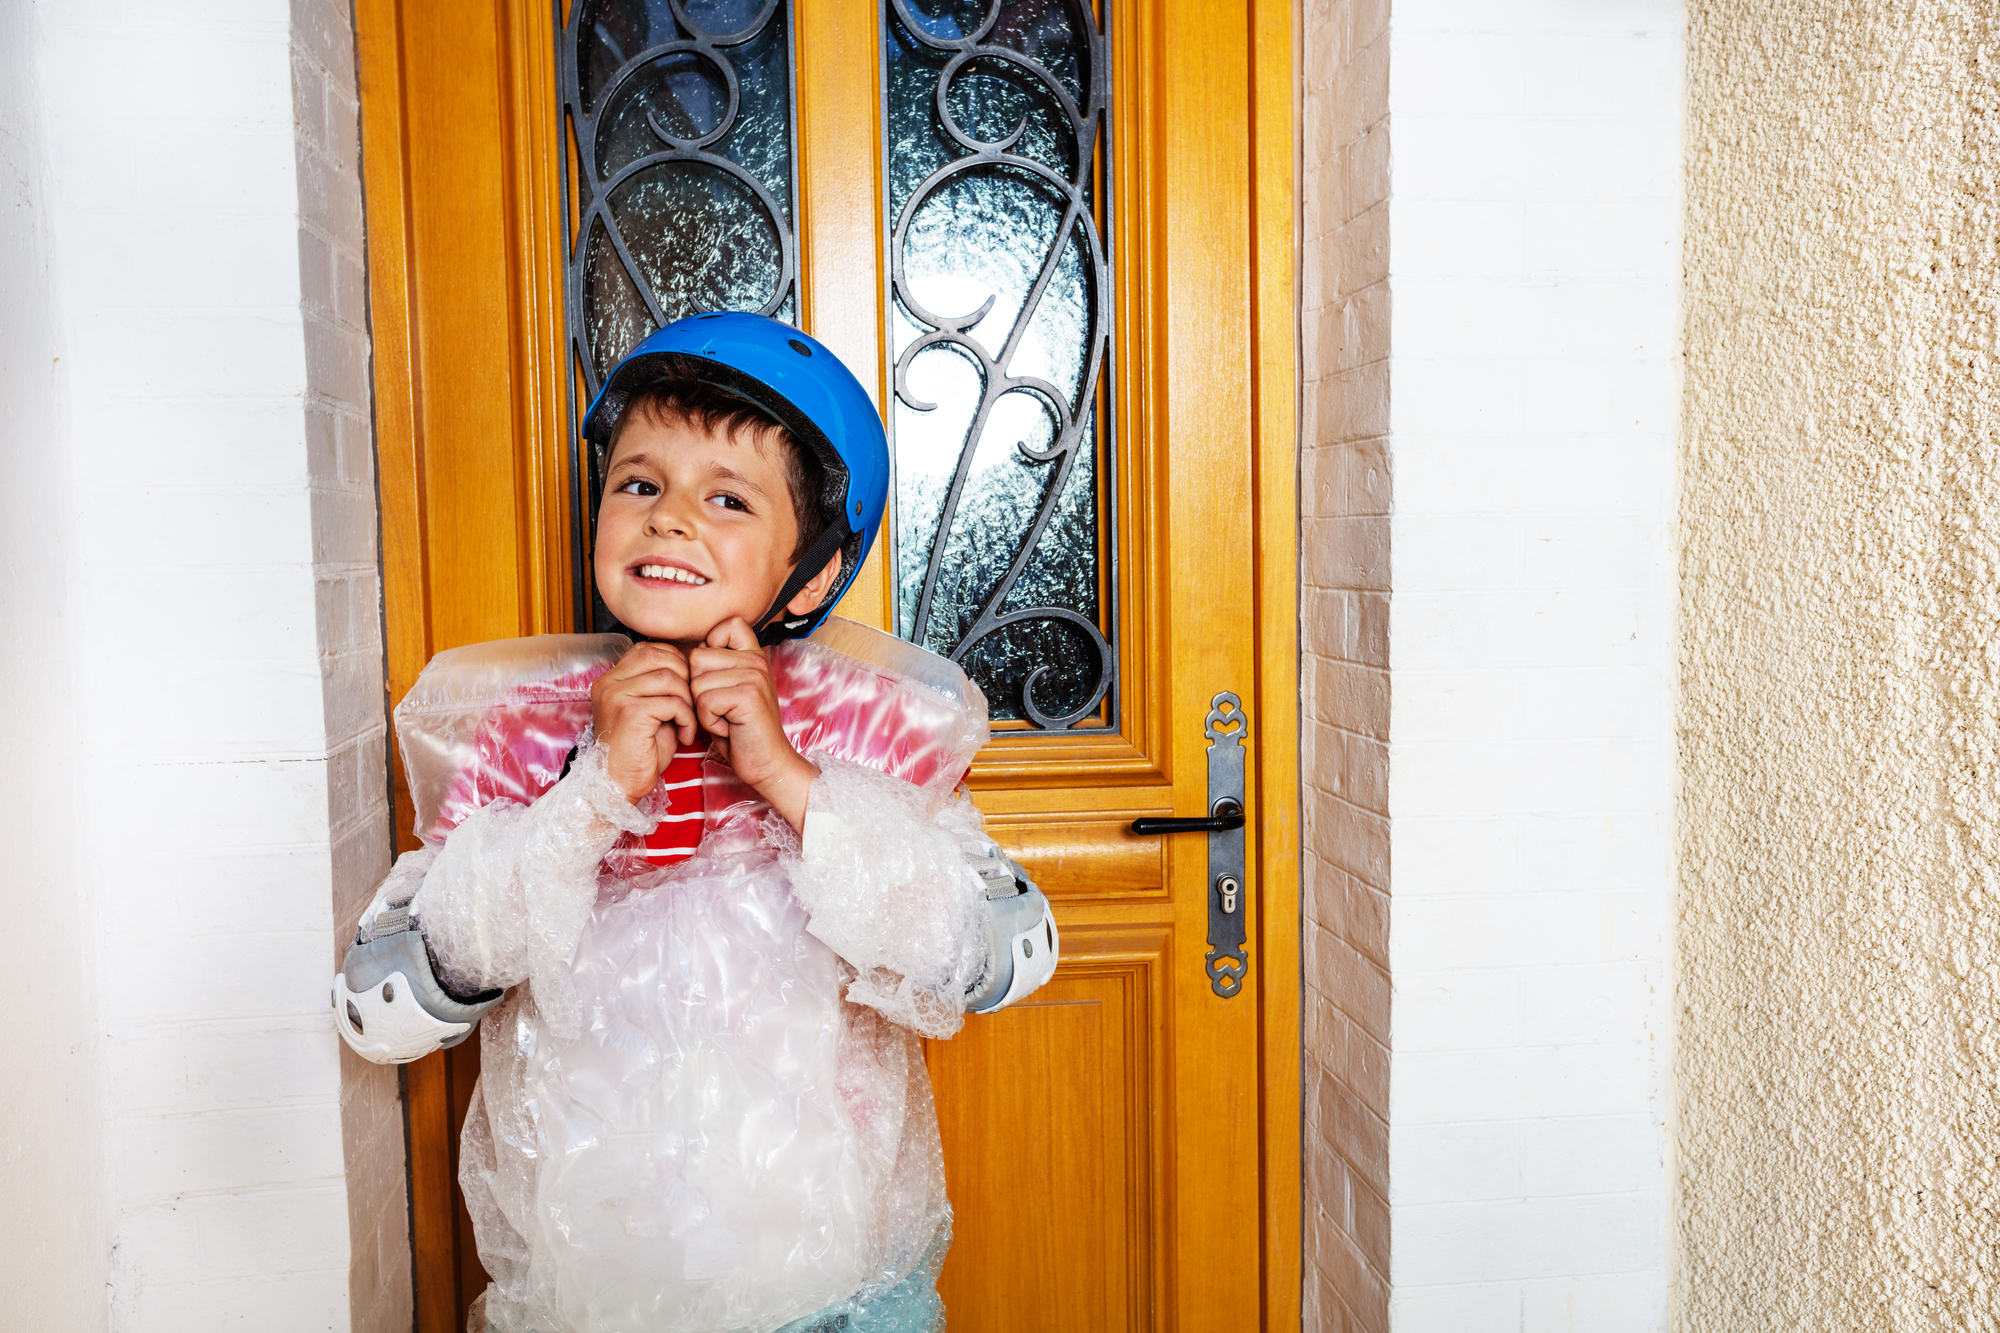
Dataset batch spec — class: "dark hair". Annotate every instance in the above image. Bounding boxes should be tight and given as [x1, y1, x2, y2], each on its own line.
[606, 375, 829, 564]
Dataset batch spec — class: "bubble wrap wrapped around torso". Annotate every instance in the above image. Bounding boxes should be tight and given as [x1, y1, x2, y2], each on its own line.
[387, 620, 989, 1333]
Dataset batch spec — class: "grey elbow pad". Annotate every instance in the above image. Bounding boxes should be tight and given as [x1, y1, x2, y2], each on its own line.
[962, 836, 1061, 1015]
[333, 907, 504, 1065]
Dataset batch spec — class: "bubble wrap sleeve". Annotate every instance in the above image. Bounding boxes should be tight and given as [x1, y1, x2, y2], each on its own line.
[354, 843, 438, 940]
[408, 740, 657, 1037]
[789, 752, 989, 1039]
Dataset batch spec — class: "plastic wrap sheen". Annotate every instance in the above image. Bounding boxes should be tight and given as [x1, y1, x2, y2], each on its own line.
[381, 619, 987, 1332]
[793, 755, 989, 1038]
[396, 633, 632, 847]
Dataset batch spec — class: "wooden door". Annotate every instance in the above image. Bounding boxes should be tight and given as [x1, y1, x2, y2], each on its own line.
[356, 0, 1297, 1328]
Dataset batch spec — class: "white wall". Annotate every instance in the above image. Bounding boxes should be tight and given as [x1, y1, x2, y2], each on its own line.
[1384, 3, 1682, 1327]
[1302, 2, 1684, 1328]
[291, 0, 412, 1321]
[0, 0, 110, 1323]
[0, 0, 401, 1326]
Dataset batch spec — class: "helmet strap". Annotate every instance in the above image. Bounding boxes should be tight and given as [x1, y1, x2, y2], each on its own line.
[754, 523, 853, 647]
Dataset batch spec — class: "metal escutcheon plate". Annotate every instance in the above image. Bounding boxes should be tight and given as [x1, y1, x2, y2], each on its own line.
[1203, 693, 1249, 998]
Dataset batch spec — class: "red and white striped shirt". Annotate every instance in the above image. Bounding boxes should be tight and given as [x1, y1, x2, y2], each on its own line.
[612, 737, 711, 868]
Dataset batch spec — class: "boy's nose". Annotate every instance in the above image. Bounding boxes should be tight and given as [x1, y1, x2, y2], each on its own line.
[644, 494, 699, 538]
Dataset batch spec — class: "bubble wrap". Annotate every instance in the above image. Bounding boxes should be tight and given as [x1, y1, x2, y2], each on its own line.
[411, 741, 659, 1037]
[394, 633, 632, 848]
[355, 841, 438, 939]
[470, 1224, 948, 1333]
[792, 754, 989, 1039]
[772, 618, 986, 797]
[378, 619, 989, 1333]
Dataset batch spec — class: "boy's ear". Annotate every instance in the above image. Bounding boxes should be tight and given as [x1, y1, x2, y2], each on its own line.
[784, 551, 844, 616]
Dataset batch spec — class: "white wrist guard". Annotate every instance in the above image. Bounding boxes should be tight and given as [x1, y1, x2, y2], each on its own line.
[962, 834, 1060, 1014]
[333, 906, 504, 1065]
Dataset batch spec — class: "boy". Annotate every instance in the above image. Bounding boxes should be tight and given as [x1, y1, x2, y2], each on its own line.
[335, 314, 1055, 1332]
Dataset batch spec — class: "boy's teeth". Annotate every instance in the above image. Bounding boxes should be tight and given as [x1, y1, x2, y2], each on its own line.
[639, 564, 707, 584]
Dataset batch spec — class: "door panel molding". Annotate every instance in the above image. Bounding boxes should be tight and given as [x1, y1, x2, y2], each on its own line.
[929, 924, 1171, 1330]
[988, 813, 1170, 903]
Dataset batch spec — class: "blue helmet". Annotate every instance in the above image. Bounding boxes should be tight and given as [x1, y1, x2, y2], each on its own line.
[582, 313, 890, 644]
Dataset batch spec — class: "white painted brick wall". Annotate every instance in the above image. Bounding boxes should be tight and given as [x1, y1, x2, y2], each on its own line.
[16, 0, 400, 1326]
[1301, 0, 1394, 1327]
[1303, 1, 1682, 1326]
[0, 0, 111, 1321]
[291, 0, 409, 1325]
[1384, 3, 1681, 1328]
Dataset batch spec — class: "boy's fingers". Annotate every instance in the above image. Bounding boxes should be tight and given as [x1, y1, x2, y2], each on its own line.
[705, 617, 760, 653]
[625, 694, 696, 748]
[669, 704, 696, 748]
[610, 641, 674, 670]
[690, 681, 727, 727]
[688, 667, 768, 703]
[615, 662, 694, 696]
[602, 652, 693, 700]
[625, 645, 690, 678]
[624, 691, 693, 722]
[603, 641, 687, 684]
[611, 683, 694, 720]
[688, 646, 772, 679]
[691, 675, 751, 711]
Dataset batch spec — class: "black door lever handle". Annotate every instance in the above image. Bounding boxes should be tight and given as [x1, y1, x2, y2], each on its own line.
[1130, 799, 1244, 836]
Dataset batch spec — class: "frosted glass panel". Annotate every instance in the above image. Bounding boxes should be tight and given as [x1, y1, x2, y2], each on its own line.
[560, 0, 800, 628]
[562, 0, 798, 397]
[884, 0, 1113, 729]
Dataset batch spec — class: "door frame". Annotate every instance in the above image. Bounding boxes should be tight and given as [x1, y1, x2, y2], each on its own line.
[354, 0, 1298, 1324]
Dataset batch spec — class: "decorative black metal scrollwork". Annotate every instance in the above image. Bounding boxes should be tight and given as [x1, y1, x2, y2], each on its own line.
[884, 0, 1115, 730]
[558, 0, 801, 624]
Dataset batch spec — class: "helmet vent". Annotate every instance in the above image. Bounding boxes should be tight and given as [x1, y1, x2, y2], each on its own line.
[788, 339, 812, 357]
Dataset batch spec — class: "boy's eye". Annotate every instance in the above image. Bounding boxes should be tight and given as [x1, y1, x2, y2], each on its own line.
[615, 477, 658, 496]
[708, 492, 750, 513]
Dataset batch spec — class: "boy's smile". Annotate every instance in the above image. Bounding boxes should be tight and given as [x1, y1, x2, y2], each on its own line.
[594, 411, 835, 646]
[631, 559, 709, 586]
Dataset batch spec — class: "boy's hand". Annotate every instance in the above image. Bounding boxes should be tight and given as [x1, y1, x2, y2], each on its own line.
[689, 617, 816, 832]
[591, 642, 697, 804]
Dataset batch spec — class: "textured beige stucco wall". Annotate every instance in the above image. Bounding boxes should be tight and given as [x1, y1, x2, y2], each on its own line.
[1679, 2, 2000, 1326]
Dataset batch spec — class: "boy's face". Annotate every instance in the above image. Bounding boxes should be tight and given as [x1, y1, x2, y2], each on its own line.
[594, 412, 831, 646]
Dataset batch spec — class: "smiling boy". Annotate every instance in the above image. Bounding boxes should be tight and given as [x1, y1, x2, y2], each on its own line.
[589, 378, 844, 832]
[334, 314, 1057, 1333]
